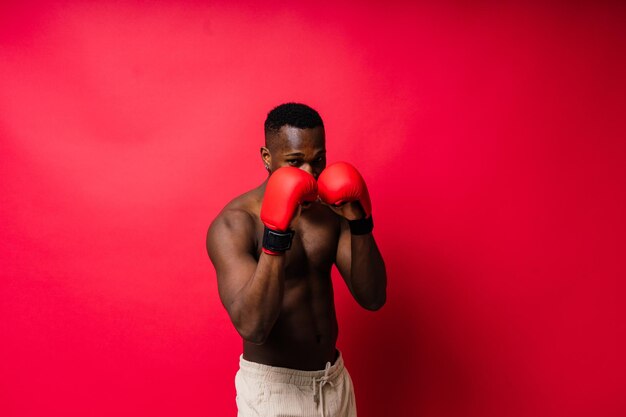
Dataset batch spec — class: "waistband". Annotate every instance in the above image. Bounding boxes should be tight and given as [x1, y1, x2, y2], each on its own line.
[238, 351, 344, 387]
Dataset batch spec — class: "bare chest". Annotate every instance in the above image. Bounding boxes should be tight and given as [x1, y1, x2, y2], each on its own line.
[254, 209, 340, 278]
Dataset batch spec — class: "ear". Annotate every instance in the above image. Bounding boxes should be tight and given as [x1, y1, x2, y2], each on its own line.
[260, 146, 272, 172]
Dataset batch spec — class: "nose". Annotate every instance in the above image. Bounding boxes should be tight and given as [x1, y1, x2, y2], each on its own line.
[300, 164, 315, 177]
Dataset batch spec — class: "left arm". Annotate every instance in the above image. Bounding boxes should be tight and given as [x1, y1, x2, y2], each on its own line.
[335, 214, 387, 310]
[318, 161, 387, 310]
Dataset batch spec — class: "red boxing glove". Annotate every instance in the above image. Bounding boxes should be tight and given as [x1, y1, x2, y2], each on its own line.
[318, 162, 374, 234]
[318, 162, 372, 216]
[260, 167, 317, 254]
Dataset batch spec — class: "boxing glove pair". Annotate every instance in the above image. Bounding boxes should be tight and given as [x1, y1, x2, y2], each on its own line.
[261, 162, 373, 255]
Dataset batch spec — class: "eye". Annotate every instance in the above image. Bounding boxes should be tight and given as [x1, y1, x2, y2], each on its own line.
[313, 156, 325, 165]
[286, 159, 301, 166]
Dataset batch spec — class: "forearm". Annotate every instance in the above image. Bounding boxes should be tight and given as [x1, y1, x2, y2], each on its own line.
[349, 233, 387, 310]
[230, 254, 286, 343]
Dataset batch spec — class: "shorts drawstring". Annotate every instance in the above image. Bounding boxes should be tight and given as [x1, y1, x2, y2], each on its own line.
[312, 361, 334, 417]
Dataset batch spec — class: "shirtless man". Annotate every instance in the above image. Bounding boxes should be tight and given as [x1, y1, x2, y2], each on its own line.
[206, 103, 386, 417]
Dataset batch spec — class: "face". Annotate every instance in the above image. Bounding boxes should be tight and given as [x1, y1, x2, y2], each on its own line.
[261, 125, 326, 179]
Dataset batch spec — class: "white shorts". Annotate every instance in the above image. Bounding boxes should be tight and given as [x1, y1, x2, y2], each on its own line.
[235, 351, 357, 417]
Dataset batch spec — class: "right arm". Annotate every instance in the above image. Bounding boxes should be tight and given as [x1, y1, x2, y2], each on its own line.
[207, 167, 318, 344]
[206, 209, 286, 344]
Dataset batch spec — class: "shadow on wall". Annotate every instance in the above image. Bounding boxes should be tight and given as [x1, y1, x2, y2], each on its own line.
[339, 246, 478, 417]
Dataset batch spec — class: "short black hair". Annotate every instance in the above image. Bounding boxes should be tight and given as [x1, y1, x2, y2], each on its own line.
[264, 103, 324, 137]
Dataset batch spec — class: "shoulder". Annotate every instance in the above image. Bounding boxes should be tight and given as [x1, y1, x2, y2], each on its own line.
[207, 189, 261, 252]
[210, 207, 255, 234]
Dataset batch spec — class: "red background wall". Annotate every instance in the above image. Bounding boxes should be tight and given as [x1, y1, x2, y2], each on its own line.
[1, 1, 625, 416]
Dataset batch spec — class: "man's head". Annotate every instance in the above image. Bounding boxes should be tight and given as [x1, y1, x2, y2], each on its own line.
[261, 103, 326, 179]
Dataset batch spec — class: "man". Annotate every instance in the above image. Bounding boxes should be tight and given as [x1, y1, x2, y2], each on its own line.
[206, 103, 386, 417]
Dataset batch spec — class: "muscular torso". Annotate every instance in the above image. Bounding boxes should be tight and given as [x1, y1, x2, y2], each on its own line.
[228, 185, 342, 370]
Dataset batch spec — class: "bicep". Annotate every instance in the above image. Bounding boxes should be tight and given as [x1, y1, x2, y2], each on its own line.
[207, 211, 259, 311]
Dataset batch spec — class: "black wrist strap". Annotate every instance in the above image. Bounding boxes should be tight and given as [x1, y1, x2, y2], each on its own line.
[263, 227, 295, 252]
[348, 216, 374, 235]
